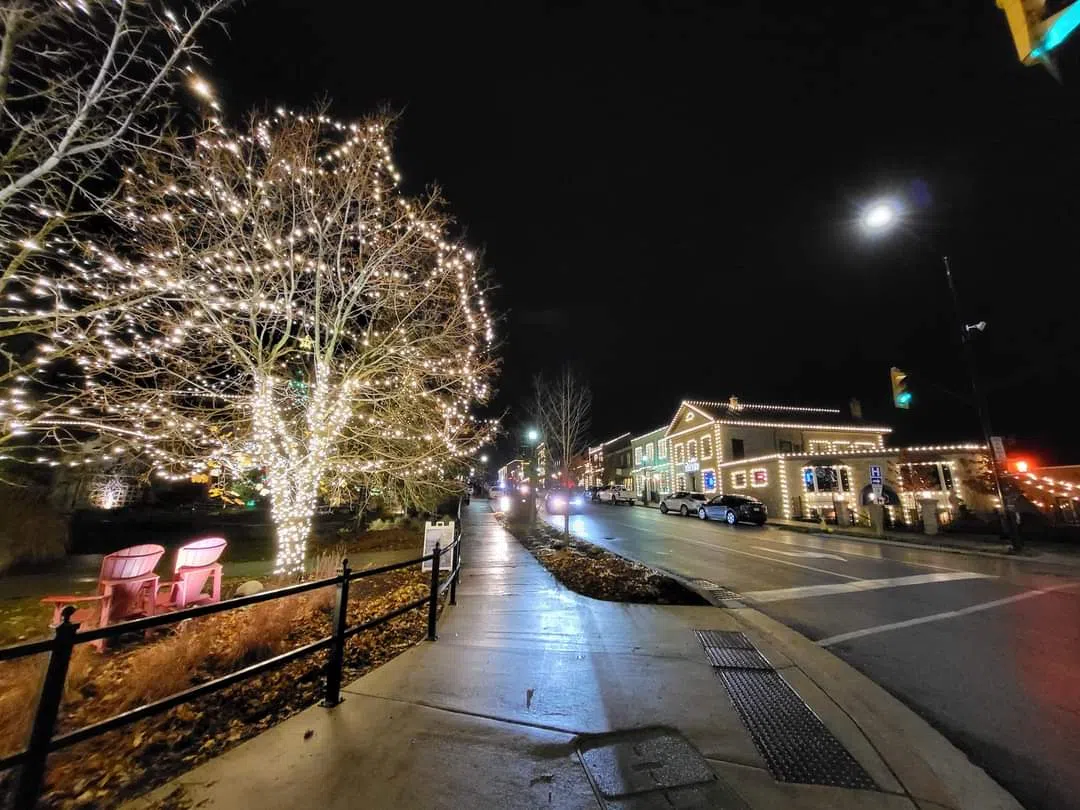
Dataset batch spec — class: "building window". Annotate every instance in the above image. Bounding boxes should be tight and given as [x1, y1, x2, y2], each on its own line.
[751, 468, 768, 487]
[645, 442, 655, 462]
[701, 435, 712, 459]
[779, 440, 793, 453]
[942, 464, 954, 490]
[675, 443, 685, 463]
[687, 439, 697, 460]
[677, 473, 686, 490]
[658, 439, 667, 459]
[703, 469, 717, 491]
[731, 438, 745, 460]
[803, 466, 851, 493]
[634, 447, 643, 466]
[809, 440, 833, 454]
[731, 470, 748, 489]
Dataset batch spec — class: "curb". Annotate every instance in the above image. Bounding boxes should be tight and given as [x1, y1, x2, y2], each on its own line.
[772, 522, 1080, 568]
[729, 606, 1024, 810]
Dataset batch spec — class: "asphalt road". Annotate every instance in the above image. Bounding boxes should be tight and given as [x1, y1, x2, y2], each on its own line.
[540, 502, 1080, 810]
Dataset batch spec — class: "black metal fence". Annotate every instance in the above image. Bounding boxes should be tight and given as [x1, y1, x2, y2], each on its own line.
[0, 532, 463, 810]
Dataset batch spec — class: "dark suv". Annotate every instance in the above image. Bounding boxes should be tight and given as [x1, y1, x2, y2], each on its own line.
[699, 494, 767, 526]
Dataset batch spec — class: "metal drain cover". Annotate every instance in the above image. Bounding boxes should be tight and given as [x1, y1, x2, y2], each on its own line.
[577, 728, 750, 809]
[695, 630, 755, 650]
[702, 647, 772, 669]
[717, 669, 877, 790]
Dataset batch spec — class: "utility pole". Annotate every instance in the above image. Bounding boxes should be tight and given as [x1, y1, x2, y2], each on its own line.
[942, 256, 1019, 550]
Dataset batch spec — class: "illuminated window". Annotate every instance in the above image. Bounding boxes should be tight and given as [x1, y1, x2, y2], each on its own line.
[675, 443, 685, 463]
[703, 469, 717, 491]
[809, 440, 834, 454]
[701, 435, 712, 458]
[731, 470, 748, 489]
[634, 447, 643, 466]
[687, 440, 697, 460]
[658, 440, 667, 459]
[646, 442, 654, 462]
[751, 468, 768, 487]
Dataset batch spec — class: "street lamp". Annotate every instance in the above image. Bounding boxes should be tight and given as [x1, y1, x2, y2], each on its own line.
[479, 454, 488, 463]
[860, 197, 1017, 548]
[526, 428, 539, 443]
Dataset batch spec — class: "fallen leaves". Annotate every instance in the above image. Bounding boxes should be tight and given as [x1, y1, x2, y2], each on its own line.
[0, 563, 433, 809]
[508, 522, 705, 605]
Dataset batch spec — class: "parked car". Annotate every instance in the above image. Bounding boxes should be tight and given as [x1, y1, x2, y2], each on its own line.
[598, 485, 635, 505]
[698, 494, 767, 526]
[659, 491, 707, 516]
[544, 488, 586, 515]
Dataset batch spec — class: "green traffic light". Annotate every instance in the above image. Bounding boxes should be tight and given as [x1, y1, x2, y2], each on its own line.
[897, 392, 912, 406]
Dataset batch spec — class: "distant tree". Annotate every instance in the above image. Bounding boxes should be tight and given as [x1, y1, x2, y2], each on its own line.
[531, 367, 591, 537]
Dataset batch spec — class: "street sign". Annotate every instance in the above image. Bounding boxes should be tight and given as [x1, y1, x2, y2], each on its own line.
[421, 520, 454, 572]
[684, 460, 700, 473]
[870, 464, 883, 500]
[990, 436, 1007, 463]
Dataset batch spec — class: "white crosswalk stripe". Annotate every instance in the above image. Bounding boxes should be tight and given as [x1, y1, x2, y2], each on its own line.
[742, 571, 991, 603]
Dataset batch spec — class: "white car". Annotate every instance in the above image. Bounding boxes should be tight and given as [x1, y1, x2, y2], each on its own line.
[659, 491, 707, 516]
[597, 485, 635, 505]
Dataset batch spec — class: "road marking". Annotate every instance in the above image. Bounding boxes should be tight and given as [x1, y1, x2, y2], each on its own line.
[742, 571, 991, 603]
[754, 546, 847, 562]
[651, 532, 864, 580]
[816, 581, 1080, 646]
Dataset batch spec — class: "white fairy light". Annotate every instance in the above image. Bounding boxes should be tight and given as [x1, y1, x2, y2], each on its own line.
[13, 110, 499, 575]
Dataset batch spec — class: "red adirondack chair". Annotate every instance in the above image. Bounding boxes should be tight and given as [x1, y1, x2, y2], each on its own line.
[42, 544, 165, 648]
[156, 537, 226, 611]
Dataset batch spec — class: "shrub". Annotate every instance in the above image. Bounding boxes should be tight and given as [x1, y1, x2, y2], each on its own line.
[0, 486, 68, 573]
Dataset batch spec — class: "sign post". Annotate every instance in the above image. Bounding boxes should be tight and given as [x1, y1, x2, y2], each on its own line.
[869, 464, 883, 502]
[422, 520, 455, 572]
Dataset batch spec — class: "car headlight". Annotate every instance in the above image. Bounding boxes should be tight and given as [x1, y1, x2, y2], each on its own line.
[570, 497, 583, 506]
[499, 495, 511, 512]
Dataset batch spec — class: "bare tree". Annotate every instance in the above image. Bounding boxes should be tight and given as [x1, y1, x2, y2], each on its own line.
[24, 110, 498, 574]
[531, 367, 591, 536]
[0, 0, 226, 441]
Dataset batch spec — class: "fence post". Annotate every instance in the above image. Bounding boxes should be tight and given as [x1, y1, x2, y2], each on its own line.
[321, 558, 350, 708]
[449, 526, 461, 606]
[427, 542, 441, 641]
[16, 606, 79, 810]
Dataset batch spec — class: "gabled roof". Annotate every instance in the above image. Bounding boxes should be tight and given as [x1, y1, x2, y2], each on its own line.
[664, 398, 891, 438]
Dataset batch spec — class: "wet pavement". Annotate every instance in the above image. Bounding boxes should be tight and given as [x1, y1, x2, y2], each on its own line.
[542, 503, 1080, 810]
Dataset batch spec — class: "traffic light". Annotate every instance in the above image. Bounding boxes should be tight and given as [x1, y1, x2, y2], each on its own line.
[997, 0, 1080, 65]
[890, 367, 911, 409]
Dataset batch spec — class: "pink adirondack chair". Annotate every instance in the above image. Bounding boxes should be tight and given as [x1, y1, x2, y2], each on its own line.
[42, 544, 165, 648]
[156, 537, 226, 611]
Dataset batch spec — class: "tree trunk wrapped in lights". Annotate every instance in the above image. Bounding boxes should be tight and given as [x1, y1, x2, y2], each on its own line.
[0, 0, 226, 441]
[26, 110, 498, 574]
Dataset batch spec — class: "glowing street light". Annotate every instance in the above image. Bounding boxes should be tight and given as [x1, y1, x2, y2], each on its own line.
[857, 191, 1016, 548]
[479, 454, 489, 463]
[526, 428, 539, 443]
[862, 201, 898, 231]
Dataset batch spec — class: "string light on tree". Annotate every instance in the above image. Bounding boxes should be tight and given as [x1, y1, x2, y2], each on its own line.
[14, 110, 499, 575]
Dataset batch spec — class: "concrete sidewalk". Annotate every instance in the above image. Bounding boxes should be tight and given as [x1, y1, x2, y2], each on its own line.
[129, 504, 1021, 810]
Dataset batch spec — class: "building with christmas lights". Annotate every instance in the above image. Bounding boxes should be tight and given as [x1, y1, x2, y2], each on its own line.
[583, 433, 632, 489]
[630, 426, 671, 504]
[617, 397, 1001, 529]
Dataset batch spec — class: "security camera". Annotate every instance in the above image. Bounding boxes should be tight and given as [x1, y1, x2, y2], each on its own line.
[965, 321, 987, 333]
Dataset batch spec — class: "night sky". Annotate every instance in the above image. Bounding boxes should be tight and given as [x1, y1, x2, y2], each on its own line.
[203, 1, 1080, 466]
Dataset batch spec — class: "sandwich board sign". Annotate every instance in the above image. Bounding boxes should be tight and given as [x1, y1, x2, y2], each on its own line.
[422, 520, 454, 572]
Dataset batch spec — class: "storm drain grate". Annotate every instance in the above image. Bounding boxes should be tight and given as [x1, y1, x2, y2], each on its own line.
[717, 669, 878, 790]
[690, 580, 744, 604]
[695, 630, 755, 650]
[702, 647, 772, 670]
